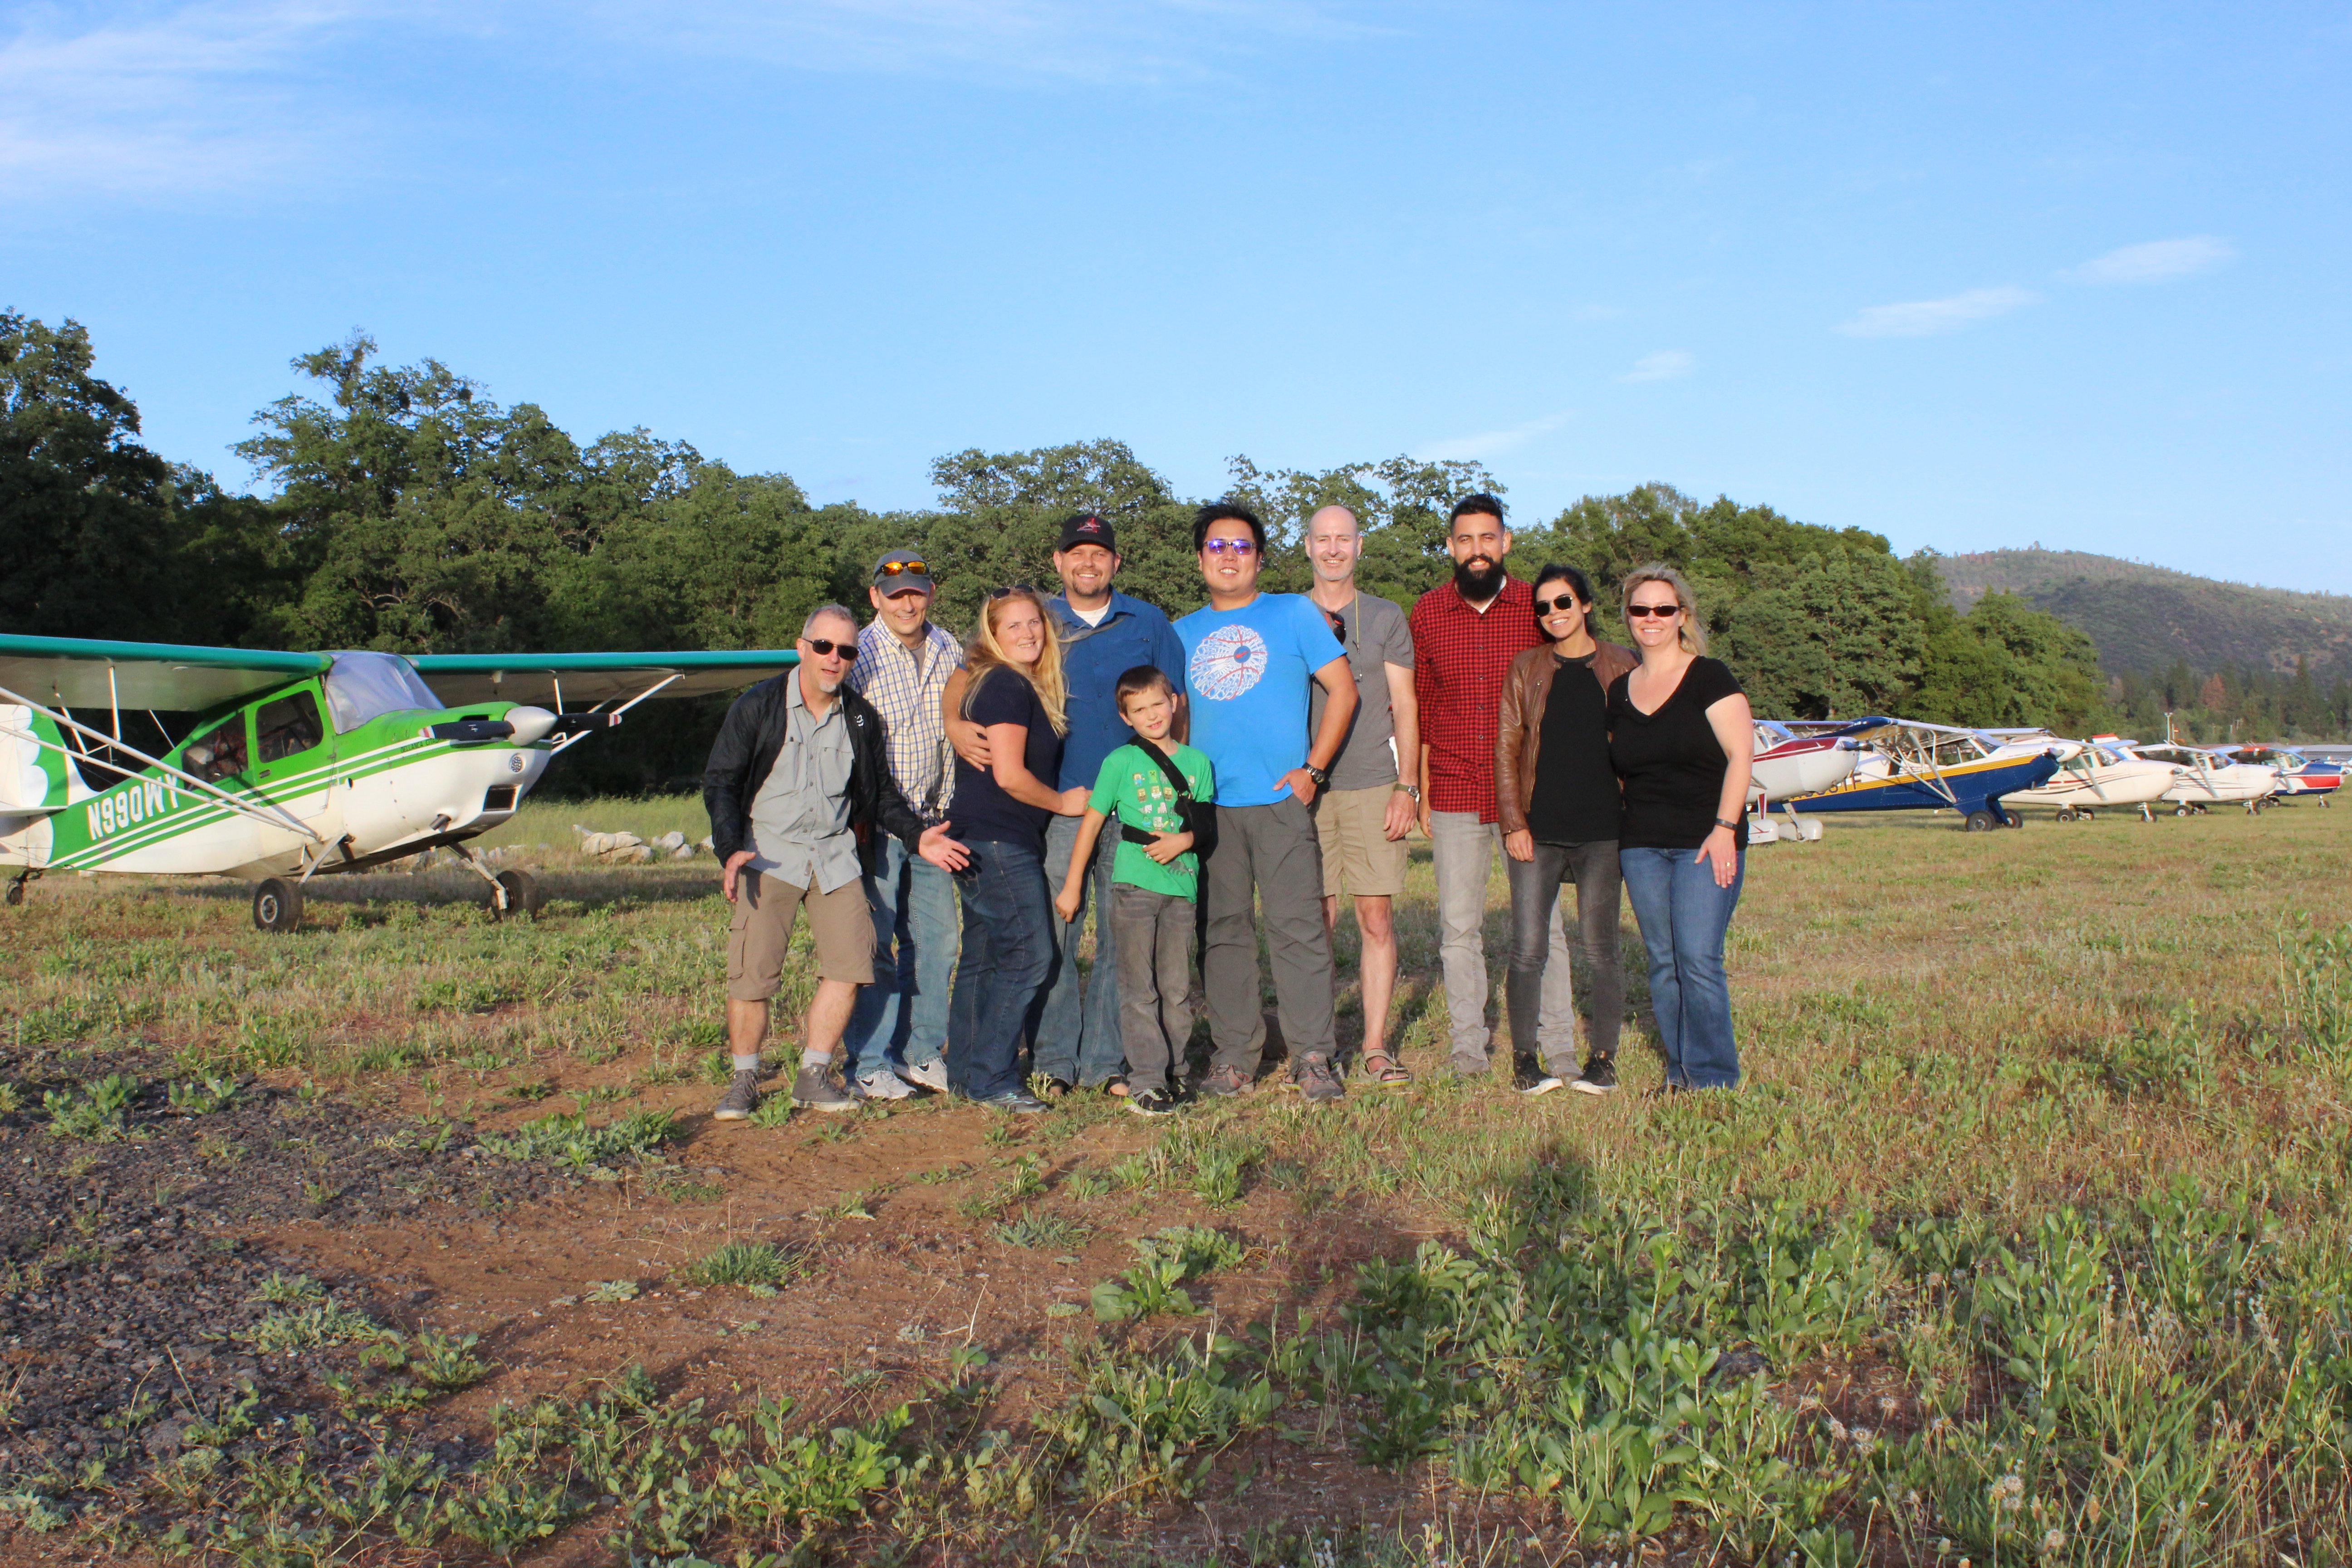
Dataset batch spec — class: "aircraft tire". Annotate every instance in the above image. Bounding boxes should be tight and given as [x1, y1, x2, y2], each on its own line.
[489, 870, 542, 922]
[253, 877, 303, 933]
[2001, 810, 2023, 828]
[5, 880, 22, 907]
[1963, 810, 1998, 833]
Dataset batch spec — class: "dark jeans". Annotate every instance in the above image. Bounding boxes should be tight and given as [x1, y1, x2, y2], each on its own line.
[1504, 839, 1624, 1072]
[843, 834, 960, 1075]
[1034, 812, 1126, 1086]
[1201, 797, 1339, 1075]
[1618, 846, 1743, 1089]
[947, 838, 1054, 1100]
[1109, 883, 1194, 1097]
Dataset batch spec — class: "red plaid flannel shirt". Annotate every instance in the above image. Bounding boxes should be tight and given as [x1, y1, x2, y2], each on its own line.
[1409, 574, 1542, 821]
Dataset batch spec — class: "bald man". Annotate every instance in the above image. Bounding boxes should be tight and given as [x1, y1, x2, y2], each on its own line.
[1302, 505, 1421, 1084]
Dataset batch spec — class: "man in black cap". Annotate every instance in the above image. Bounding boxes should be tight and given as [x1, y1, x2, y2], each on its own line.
[840, 549, 965, 1098]
[945, 513, 1188, 1095]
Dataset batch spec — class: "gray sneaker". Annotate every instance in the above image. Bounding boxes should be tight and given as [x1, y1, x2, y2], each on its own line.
[791, 1063, 856, 1113]
[900, 1057, 949, 1094]
[1446, 1052, 1490, 1078]
[712, 1069, 761, 1122]
[1198, 1064, 1252, 1098]
[852, 1067, 916, 1100]
[1295, 1053, 1344, 1102]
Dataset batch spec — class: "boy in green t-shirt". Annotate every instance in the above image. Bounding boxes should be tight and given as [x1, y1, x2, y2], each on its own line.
[1054, 666, 1215, 1117]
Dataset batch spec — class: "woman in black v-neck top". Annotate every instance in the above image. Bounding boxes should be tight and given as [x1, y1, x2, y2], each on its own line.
[1606, 564, 1754, 1092]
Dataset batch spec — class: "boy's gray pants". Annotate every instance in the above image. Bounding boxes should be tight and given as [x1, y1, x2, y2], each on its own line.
[1109, 882, 1194, 1097]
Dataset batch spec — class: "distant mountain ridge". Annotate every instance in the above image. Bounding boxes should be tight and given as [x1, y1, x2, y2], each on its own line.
[1939, 548, 2352, 679]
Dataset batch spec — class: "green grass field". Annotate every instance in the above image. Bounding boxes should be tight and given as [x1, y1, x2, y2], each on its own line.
[4, 797, 2351, 1565]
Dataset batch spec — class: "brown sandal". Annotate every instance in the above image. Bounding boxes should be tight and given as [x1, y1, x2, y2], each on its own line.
[1360, 1051, 1413, 1087]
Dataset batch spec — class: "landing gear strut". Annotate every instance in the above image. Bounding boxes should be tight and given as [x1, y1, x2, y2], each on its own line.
[452, 843, 542, 921]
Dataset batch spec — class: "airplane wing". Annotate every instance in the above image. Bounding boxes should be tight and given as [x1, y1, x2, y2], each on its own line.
[410, 650, 799, 707]
[0, 634, 331, 711]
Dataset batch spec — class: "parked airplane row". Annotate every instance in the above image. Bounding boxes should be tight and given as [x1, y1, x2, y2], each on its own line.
[1747, 716, 2339, 841]
[3, 633, 2342, 930]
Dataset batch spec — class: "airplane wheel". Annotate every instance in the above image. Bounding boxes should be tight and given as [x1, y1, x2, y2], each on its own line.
[4, 880, 23, 907]
[253, 877, 303, 933]
[2002, 810, 2023, 828]
[488, 870, 541, 922]
[1964, 810, 1998, 832]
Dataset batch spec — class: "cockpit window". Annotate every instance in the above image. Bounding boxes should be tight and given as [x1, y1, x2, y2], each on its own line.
[322, 653, 445, 733]
[255, 691, 326, 764]
[183, 718, 249, 783]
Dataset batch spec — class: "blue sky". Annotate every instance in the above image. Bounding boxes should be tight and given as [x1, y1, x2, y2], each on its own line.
[6, 2, 2349, 590]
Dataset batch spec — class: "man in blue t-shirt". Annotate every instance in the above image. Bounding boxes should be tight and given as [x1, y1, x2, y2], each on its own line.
[944, 512, 1188, 1096]
[1174, 503, 1357, 1102]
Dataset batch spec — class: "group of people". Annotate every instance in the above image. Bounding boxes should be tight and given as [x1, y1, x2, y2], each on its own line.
[700, 495, 1754, 1122]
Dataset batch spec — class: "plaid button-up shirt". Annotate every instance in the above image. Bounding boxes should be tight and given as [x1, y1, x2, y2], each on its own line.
[846, 620, 964, 824]
[1409, 574, 1541, 822]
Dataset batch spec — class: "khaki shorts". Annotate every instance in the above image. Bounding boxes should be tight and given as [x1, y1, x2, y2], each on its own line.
[726, 869, 872, 1000]
[1314, 783, 1410, 898]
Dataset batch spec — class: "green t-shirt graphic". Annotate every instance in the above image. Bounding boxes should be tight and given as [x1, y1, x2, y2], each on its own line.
[1087, 741, 1216, 900]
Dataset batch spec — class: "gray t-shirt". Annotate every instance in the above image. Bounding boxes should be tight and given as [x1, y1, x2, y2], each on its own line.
[1306, 591, 1415, 791]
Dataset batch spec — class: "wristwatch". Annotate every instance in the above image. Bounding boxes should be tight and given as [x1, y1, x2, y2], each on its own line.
[1396, 783, 1421, 801]
[1715, 816, 1741, 831]
[1306, 764, 1331, 790]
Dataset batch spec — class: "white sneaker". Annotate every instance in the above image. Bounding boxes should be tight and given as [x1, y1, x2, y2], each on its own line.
[899, 1058, 949, 1094]
[852, 1067, 916, 1100]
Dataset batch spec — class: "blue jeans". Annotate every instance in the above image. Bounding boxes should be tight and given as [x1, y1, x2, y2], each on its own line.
[1031, 812, 1127, 1086]
[947, 837, 1055, 1101]
[1618, 847, 1744, 1089]
[843, 835, 960, 1076]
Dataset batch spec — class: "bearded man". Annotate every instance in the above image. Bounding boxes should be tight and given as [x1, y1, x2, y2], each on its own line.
[1406, 494, 1581, 1083]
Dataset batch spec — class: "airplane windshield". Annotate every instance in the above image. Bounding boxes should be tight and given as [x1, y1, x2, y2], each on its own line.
[323, 653, 445, 734]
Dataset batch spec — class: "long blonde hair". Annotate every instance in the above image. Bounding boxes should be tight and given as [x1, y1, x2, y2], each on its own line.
[1621, 563, 1708, 656]
[964, 588, 1069, 736]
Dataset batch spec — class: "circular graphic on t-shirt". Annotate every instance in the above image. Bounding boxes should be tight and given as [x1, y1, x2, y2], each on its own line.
[1190, 624, 1269, 702]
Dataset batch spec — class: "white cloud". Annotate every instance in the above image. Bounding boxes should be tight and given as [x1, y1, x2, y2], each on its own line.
[0, 0, 1381, 196]
[1837, 286, 2040, 338]
[1621, 350, 1693, 383]
[1415, 410, 1573, 462]
[2063, 236, 2235, 284]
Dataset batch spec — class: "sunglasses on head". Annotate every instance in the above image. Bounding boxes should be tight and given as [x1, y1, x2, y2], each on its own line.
[1202, 537, 1257, 555]
[1626, 602, 1682, 619]
[877, 559, 928, 578]
[1534, 594, 1586, 616]
[986, 583, 1036, 601]
[804, 637, 856, 659]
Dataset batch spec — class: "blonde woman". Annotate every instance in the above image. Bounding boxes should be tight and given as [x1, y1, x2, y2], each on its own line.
[943, 588, 1091, 1112]
[1605, 564, 1754, 1092]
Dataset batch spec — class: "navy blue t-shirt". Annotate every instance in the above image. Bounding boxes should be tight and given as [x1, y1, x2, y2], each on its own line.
[948, 667, 1064, 853]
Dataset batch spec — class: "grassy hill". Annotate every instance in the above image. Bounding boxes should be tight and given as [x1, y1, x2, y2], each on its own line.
[1939, 548, 2352, 677]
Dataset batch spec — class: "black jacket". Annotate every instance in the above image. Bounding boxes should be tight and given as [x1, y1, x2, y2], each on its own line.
[702, 674, 928, 874]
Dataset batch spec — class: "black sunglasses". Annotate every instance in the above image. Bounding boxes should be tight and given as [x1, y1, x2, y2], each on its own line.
[804, 637, 857, 659]
[1534, 594, 1586, 616]
[1626, 602, 1682, 618]
[986, 583, 1036, 601]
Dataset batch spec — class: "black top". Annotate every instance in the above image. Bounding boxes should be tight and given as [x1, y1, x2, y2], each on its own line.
[949, 667, 1065, 852]
[1527, 652, 1622, 844]
[1607, 656, 1746, 850]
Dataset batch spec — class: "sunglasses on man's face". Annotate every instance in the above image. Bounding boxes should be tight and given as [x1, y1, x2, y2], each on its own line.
[1626, 602, 1682, 619]
[877, 559, 927, 577]
[1534, 595, 1586, 616]
[804, 637, 857, 660]
[1202, 538, 1257, 556]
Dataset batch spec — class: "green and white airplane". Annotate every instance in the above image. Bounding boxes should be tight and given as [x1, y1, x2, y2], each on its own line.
[1, 634, 797, 931]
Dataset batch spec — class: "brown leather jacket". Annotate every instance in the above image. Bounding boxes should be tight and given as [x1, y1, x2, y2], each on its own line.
[1495, 640, 1640, 836]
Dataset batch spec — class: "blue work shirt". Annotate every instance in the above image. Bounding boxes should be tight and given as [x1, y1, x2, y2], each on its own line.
[1049, 590, 1190, 791]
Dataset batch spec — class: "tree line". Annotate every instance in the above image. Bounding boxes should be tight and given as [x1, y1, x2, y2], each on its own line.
[17, 313, 2281, 792]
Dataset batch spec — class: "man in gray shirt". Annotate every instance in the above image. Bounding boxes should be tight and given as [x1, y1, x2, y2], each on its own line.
[1302, 505, 1421, 1085]
[702, 606, 968, 1121]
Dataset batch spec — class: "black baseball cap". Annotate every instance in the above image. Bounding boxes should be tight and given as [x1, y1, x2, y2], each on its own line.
[870, 549, 936, 594]
[1056, 513, 1119, 554]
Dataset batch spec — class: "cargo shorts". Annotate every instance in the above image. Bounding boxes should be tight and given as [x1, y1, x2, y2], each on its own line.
[726, 869, 873, 1000]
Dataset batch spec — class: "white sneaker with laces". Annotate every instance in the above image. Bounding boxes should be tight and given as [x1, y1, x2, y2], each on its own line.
[852, 1067, 916, 1100]
[900, 1058, 949, 1094]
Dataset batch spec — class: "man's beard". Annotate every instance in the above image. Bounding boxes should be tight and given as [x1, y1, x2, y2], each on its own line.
[1453, 555, 1505, 601]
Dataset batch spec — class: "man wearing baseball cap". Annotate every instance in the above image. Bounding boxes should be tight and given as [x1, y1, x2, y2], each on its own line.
[841, 549, 965, 1098]
[944, 512, 1188, 1096]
